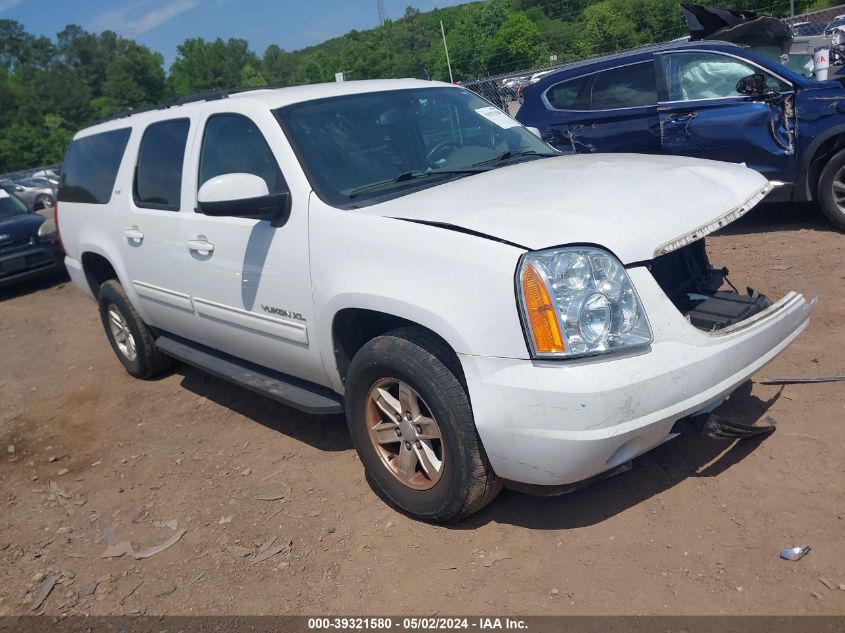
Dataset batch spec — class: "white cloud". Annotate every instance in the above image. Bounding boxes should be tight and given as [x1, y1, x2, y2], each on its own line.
[91, 0, 201, 37]
[0, 0, 25, 12]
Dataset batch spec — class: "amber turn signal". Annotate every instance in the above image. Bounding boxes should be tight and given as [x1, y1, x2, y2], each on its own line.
[521, 262, 565, 354]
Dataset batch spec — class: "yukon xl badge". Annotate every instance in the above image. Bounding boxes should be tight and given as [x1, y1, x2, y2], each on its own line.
[261, 305, 306, 322]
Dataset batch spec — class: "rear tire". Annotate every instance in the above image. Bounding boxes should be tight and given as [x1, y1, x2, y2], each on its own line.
[817, 147, 845, 231]
[344, 327, 502, 523]
[97, 279, 171, 379]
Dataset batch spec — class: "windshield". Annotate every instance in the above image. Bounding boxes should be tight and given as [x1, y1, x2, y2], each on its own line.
[275, 87, 557, 207]
[0, 190, 29, 220]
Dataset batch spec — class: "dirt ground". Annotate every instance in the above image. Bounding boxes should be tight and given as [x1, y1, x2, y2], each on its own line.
[0, 201, 843, 617]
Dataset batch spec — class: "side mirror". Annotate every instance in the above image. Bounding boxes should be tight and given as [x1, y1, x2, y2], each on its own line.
[736, 72, 771, 98]
[197, 173, 290, 225]
[525, 126, 542, 139]
[32, 198, 54, 212]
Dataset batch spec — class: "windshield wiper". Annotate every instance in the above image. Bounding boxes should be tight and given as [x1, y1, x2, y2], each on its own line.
[348, 168, 486, 198]
[471, 150, 555, 167]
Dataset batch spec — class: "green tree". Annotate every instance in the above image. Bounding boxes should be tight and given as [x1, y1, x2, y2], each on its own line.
[576, 0, 640, 57]
[170, 37, 265, 94]
[263, 45, 298, 85]
[489, 12, 550, 73]
[0, 20, 53, 70]
[98, 44, 166, 116]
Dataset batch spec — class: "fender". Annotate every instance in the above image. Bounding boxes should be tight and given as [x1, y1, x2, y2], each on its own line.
[795, 122, 845, 201]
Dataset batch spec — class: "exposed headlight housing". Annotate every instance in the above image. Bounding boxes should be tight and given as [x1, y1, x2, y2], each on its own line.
[517, 246, 652, 358]
[38, 217, 57, 240]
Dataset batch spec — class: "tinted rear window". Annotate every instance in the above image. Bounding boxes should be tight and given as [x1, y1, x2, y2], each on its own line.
[58, 128, 131, 204]
[134, 119, 190, 210]
[590, 62, 657, 109]
[546, 75, 590, 110]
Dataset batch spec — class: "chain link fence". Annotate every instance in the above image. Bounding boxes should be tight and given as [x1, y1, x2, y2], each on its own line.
[464, 4, 845, 116]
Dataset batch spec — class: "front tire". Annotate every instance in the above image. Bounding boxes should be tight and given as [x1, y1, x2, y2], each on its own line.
[98, 280, 171, 379]
[344, 327, 501, 523]
[817, 147, 845, 230]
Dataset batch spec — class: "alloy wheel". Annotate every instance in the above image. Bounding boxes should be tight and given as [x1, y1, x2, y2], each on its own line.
[832, 165, 845, 214]
[107, 304, 137, 361]
[365, 378, 444, 490]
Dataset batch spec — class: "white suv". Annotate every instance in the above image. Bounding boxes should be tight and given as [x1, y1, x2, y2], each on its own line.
[57, 79, 815, 522]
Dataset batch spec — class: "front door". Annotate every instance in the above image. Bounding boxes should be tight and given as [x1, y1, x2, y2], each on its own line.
[655, 50, 796, 182]
[180, 108, 327, 386]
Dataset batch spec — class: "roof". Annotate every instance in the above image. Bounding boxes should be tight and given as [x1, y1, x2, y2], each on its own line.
[526, 39, 813, 93]
[533, 39, 748, 81]
[77, 78, 452, 138]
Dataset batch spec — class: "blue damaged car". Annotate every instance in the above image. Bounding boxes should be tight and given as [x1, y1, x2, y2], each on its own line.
[515, 40, 845, 230]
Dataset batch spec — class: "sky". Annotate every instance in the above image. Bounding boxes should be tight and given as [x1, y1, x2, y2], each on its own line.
[0, 0, 469, 67]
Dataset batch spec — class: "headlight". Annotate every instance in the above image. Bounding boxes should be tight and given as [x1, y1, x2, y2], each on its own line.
[517, 246, 652, 358]
[38, 217, 56, 239]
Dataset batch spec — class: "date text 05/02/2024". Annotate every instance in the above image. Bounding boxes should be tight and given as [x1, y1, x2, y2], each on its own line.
[307, 617, 529, 630]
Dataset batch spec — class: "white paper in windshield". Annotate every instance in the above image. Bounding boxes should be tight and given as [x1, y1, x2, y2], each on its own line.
[0, 189, 9, 198]
[475, 106, 520, 129]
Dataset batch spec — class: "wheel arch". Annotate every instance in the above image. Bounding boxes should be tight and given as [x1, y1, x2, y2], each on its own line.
[80, 250, 119, 298]
[797, 126, 845, 201]
[330, 307, 466, 389]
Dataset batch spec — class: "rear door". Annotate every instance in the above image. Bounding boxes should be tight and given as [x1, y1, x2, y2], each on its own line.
[541, 61, 661, 154]
[534, 73, 591, 151]
[655, 50, 796, 181]
[117, 118, 197, 336]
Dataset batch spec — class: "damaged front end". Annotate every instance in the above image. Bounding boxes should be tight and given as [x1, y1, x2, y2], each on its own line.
[648, 238, 774, 332]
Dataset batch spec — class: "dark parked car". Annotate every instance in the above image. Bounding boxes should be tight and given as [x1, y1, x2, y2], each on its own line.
[516, 40, 845, 230]
[0, 190, 63, 288]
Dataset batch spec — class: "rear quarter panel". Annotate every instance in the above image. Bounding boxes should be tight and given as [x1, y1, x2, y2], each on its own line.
[58, 124, 137, 303]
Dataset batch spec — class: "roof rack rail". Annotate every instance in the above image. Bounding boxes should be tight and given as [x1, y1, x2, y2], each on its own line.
[158, 88, 232, 108]
[90, 88, 235, 126]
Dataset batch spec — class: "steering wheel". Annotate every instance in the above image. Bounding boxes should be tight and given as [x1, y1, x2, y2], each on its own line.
[426, 140, 460, 165]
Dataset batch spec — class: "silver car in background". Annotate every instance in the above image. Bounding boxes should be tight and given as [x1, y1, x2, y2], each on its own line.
[8, 177, 57, 211]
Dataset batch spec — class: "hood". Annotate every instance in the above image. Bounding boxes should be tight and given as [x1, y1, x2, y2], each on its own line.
[682, 3, 792, 50]
[0, 212, 43, 240]
[367, 154, 770, 263]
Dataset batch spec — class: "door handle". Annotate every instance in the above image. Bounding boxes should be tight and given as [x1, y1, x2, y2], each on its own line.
[664, 112, 699, 135]
[124, 228, 144, 243]
[665, 112, 698, 123]
[187, 238, 214, 254]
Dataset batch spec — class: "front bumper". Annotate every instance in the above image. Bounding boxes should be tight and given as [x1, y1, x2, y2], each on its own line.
[460, 267, 816, 486]
[0, 241, 64, 288]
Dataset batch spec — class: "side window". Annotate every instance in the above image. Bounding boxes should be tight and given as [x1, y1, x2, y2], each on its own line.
[590, 62, 657, 109]
[58, 128, 131, 204]
[660, 52, 788, 101]
[198, 114, 285, 194]
[546, 75, 590, 110]
[134, 119, 190, 210]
